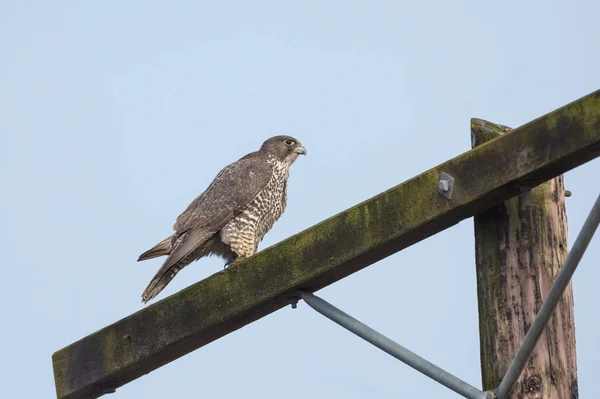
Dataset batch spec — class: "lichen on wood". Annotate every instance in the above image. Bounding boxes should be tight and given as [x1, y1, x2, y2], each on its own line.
[52, 90, 600, 399]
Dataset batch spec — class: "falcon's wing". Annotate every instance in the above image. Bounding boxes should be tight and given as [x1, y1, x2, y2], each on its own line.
[141, 156, 273, 302]
[141, 228, 214, 302]
[174, 155, 273, 233]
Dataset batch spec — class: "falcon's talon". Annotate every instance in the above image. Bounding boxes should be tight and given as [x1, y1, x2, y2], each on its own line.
[137, 135, 306, 303]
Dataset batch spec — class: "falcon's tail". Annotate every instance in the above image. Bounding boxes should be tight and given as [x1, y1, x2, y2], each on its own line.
[141, 229, 214, 303]
[138, 235, 174, 261]
[141, 262, 186, 303]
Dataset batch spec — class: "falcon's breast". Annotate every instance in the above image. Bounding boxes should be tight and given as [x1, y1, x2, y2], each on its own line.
[220, 155, 291, 258]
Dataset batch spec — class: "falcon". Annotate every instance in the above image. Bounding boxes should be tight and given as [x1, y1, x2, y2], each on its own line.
[138, 135, 307, 303]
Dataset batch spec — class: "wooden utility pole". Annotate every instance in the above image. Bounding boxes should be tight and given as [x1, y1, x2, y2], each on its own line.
[471, 119, 578, 398]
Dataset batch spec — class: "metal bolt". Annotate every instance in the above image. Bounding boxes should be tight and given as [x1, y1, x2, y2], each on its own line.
[290, 296, 299, 309]
[437, 172, 455, 199]
[439, 179, 449, 192]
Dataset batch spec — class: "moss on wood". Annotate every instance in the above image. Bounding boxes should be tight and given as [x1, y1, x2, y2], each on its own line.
[53, 90, 600, 399]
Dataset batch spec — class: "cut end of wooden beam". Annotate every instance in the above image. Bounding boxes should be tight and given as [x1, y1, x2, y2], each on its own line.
[470, 118, 514, 147]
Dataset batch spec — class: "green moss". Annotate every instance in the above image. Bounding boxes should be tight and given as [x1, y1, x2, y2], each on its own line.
[53, 90, 600, 399]
[476, 210, 508, 390]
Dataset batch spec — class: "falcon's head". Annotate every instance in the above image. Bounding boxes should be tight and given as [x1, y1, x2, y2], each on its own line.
[260, 135, 307, 165]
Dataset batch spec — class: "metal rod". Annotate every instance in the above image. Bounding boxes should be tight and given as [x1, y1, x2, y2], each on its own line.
[497, 192, 600, 398]
[300, 292, 490, 399]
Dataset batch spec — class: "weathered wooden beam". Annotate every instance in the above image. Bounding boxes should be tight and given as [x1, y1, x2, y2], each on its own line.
[53, 89, 600, 399]
[471, 119, 578, 398]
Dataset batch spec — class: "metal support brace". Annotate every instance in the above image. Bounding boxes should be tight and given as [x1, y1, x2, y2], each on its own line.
[297, 192, 599, 399]
[300, 292, 493, 399]
[496, 192, 600, 398]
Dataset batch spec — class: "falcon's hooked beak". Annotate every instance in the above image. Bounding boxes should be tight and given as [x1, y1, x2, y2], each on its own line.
[294, 145, 307, 155]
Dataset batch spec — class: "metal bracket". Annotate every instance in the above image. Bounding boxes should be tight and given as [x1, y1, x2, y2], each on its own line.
[438, 171, 455, 199]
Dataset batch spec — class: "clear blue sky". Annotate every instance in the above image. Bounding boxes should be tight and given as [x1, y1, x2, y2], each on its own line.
[1, 1, 599, 398]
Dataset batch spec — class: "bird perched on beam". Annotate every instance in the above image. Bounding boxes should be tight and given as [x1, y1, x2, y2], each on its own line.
[138, 135, 307, 303]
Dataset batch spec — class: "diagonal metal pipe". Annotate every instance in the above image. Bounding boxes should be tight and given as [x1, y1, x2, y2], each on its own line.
[300, 292, 492, 399]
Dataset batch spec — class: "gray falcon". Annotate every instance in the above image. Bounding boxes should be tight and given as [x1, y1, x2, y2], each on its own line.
[138, 135, 307, 303]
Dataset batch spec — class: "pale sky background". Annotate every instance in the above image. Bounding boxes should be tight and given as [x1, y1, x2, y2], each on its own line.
[1, 1, 599, 398]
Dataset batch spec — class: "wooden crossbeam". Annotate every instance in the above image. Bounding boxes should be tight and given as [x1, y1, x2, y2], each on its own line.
[53, 89, 600, 399]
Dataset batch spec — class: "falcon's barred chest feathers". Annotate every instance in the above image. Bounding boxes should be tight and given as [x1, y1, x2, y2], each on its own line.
[221, 154, 291, 257]
[138, 135, 307, 303]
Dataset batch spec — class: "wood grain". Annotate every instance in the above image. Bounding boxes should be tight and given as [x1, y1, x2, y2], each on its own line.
[53, 90, 600, 399]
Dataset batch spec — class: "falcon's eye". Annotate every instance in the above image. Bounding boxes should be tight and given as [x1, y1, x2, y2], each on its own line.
[284, 139, 295, 146]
